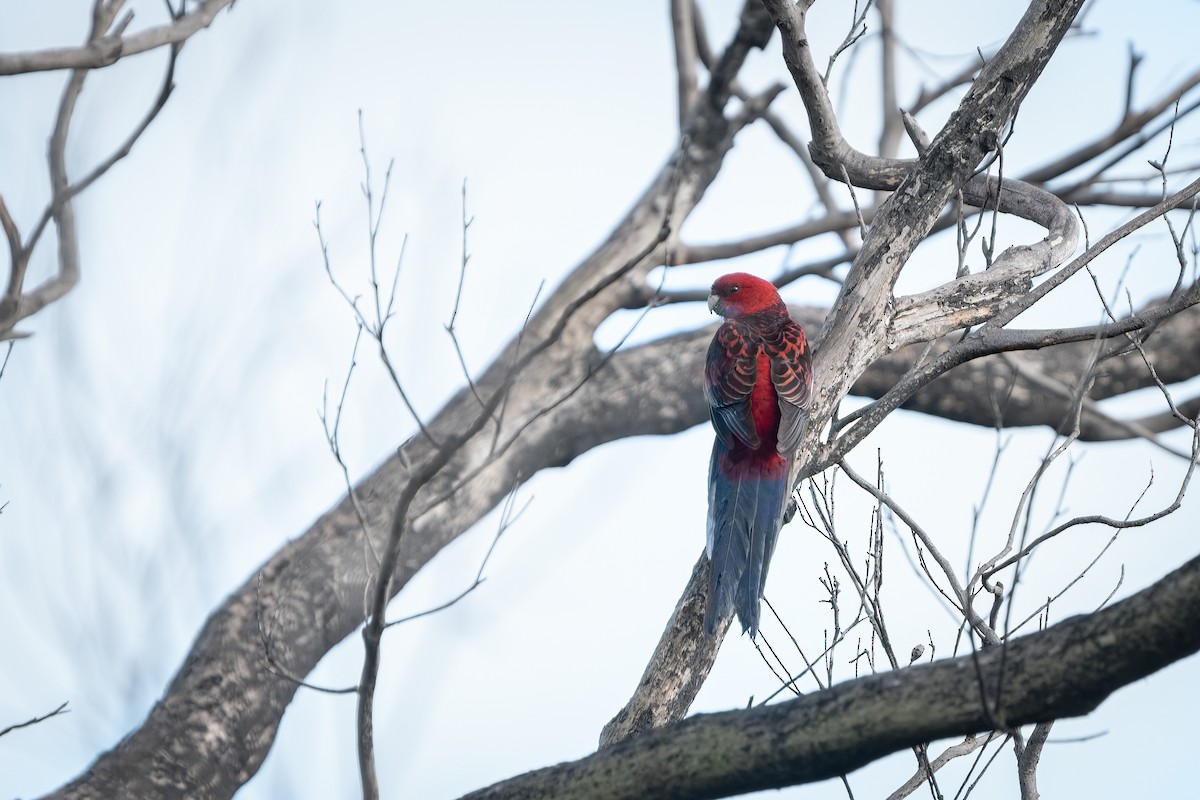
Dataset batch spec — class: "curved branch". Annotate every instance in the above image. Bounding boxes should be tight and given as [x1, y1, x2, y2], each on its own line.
[890, 176, 1080, 347]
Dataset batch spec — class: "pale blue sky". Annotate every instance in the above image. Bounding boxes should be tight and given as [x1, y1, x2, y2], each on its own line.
[1, 1, 1198, 798]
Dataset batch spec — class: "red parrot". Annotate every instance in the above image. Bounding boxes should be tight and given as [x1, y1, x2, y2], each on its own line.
[705, 272, 812, 638]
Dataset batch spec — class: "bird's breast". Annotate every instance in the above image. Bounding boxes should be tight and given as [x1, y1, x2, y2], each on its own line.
[748, 351, 783, 454]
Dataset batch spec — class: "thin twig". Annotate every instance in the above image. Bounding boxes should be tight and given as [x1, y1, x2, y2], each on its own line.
[445, 179, 488, 409]
[0, 702, 70, 738]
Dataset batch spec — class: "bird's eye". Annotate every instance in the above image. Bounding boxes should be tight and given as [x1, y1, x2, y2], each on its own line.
[729, 286, 740, 294]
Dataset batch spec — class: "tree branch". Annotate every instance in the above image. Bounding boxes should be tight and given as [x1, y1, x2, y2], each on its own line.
[460, 550, 1200, 799]
[0, 0, 235, 76]
[1, 3, 195, 339]
[670, 0, 699, 130]
[1022, 67, 1200, 184]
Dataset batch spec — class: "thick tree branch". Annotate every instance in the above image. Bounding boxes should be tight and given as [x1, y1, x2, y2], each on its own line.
[47, 234, 1194, 799]
[461, 550, 1200, 800]
[599, 554, 728, 748]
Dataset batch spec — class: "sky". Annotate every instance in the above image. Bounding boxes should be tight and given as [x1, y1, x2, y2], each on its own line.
[1, 1, 1199, 798]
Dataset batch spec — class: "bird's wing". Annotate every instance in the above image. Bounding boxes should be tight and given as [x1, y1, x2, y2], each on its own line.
[768, 320, 813, 455]
[705, 322, 760, 449]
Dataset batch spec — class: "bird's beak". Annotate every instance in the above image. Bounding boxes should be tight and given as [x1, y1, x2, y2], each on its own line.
[707, 293, 719, 314]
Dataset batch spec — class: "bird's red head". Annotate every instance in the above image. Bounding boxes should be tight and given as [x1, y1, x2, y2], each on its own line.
[707, 272, 786, 319]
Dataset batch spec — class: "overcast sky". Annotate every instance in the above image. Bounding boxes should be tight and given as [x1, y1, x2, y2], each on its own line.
[2, 1, 1199, 798]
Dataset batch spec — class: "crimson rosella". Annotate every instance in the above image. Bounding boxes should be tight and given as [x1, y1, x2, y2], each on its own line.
[705, 273, 812, 638]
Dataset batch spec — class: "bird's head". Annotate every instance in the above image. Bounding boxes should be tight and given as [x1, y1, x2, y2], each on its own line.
[707, 273, 785, 319]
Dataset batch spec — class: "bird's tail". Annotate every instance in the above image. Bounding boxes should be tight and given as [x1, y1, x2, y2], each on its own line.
[705, 444, 790, 638]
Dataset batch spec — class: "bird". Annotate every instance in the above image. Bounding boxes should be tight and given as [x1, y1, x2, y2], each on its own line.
[704, 272, 812, 638]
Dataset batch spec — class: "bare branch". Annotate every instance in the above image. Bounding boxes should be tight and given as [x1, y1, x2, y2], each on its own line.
[886, 733, 1000, 800]
[876, 0, 902, 161]
[827, 180, 1200, 476]
[676, 211, 867, 265]
[983, 426, 1198, 578]
[1014, 722, 1054, 800]
[600, 554, 730, 747]
[319, 325, 379, 567]
[445, 179, 489, 409]
[384, 485, 524, 629]
[0, 702, 70, 739]
[908, 56, 985, 116]
[255, 571, 357, 697]
[1023, 67, 1200, 184]
[670, 0, 699, 130]
[57, 44, 179, 204]
[462, 552, 1200, 799]
[354, 144, 683, 793]
[1048, 95, 1200, 199]
[0, 0, 235, 76]
[38, 3, 1200, 795]
[822, 0, 875, 85]
[839, 460, 991, 642]
[2, 9, 185, 338]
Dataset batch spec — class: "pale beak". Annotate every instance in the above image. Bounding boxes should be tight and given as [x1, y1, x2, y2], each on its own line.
[707, 293, 719, 314]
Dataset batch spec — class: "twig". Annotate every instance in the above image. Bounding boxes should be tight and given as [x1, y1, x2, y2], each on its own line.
[314, 192, 437, 446]
[840, 163, 869, 240]
[1023, 66, 1200, 184]
[384, 484, 527, 629]
[839, 460, 992, 642]
[886, 732, 999, 800]
[319, 325, 379, 568]
[0, 340, 13, 381]
[0, 702, 70, 738]
[823, 0, 875, 85]
[956, 732, 1011, 800]
[254, 572, 357, 696]
[445, 179, 488, 409]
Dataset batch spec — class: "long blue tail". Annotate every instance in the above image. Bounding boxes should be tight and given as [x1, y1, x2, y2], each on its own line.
[705, 441, 790, 638]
